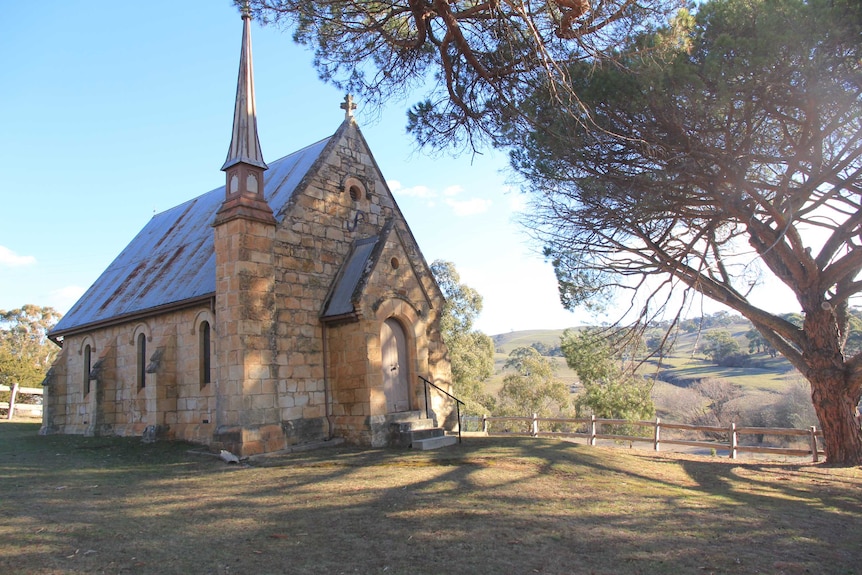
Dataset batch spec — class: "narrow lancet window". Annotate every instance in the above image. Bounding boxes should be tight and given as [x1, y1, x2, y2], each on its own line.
[83, 344, 91, 396]
[137, 333, 147, 390]
[199, 321, 212, 387]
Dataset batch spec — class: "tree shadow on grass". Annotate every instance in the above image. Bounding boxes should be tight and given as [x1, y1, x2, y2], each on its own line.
[2, 425, 861, 574]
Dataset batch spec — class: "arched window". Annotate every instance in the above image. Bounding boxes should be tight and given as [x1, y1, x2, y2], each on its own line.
[199, 320, 211, 387]
[137, 332, 147, 390]
[83, 344, 92, 396]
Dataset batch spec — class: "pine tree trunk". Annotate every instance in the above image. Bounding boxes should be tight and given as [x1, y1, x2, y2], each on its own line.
[810, 383, 862, 466]
[804, 309, 862, 466]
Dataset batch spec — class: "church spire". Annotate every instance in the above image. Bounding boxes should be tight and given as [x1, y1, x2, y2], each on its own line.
[222, 1, 266, 171]
[215, 0, 275, 226]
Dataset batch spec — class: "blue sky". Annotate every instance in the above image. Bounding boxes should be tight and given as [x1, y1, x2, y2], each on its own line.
[0, 0, 594, 335]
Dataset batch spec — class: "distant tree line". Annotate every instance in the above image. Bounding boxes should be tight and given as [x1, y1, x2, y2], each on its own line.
[528, 342, 563, 358]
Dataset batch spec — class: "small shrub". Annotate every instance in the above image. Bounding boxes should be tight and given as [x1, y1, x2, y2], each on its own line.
[773, 379, 817, 429]
[716, 353, 751, 367]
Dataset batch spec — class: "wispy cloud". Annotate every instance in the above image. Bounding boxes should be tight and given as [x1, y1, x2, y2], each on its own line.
[445, 197, 493, 217]
[391, 180, 492, 217]
[0, 246, 36, 267]
[388, 180, 436, 199]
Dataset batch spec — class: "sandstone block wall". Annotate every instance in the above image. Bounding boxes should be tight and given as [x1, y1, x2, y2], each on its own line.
[42, 305, 217, 444]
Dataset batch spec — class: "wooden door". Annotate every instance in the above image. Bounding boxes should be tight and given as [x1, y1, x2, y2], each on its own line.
[381, 318, 410, 413]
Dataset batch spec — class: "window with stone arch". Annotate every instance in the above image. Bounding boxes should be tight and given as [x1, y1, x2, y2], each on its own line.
[136, 332, 147, 390]
[132, 323, 151, 391]
[83, 344, 92, 396]
[199, 320, 212, 388]
[80, 336, 96, 397]
[193, 310, 215, 389]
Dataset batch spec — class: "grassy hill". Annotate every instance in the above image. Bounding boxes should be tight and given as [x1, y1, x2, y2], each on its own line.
[491, 329, 573, 355]
[485, 319, 804, 420]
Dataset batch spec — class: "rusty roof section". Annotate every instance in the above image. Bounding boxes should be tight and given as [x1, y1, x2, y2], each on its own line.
[50, 137, 332, 339]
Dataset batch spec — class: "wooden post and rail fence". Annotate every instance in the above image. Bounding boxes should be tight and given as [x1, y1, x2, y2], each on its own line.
[471, 414, 824, 462]
[0, 382, 826, 462]
[0, 383, 43, 420]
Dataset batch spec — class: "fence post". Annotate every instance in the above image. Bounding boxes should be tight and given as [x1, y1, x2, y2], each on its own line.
[730, 423, 738, 459]
[531, 413, 539, 437]
[653, 417, 661, 451]
[809, 426, 819, 463]
[482, 414, 488, 434]
[589, 414, 597, 446]
[7, 383, 19, 421]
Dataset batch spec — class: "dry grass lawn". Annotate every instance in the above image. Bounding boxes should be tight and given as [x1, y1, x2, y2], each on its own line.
[1, 421, 860, 575]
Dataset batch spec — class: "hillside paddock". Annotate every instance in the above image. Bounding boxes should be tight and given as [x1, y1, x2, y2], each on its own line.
[1, 421, 860, 575]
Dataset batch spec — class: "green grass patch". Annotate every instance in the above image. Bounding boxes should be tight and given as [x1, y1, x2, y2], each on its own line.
[646, 356, 796, 392]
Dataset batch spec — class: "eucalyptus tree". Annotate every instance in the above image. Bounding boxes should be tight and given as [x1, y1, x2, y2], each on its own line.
[0, 305, 62, 388]
[498, 346, 569, 420]
[430, 260, 495, 414]
[561, 328, 654, 426]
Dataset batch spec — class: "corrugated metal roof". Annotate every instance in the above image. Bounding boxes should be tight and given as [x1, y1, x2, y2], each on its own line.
[51, 137, 332, 337]
[321, 236, 379, 319]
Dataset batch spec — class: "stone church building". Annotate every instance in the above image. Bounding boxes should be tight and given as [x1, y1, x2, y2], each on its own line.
[41, 6, 456, 455]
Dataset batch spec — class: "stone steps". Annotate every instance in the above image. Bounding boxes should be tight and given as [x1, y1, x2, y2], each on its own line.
[412, 433, 459, 451]
[388, 412, 457, 450]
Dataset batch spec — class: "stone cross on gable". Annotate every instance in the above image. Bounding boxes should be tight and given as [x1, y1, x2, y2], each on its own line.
[341, 94, 357, 119]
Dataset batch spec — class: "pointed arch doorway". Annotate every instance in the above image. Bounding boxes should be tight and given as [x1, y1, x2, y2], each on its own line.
[381, 318, 410, 413]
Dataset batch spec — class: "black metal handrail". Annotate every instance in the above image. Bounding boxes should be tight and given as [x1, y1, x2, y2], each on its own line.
[419, 375, 465, 444]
